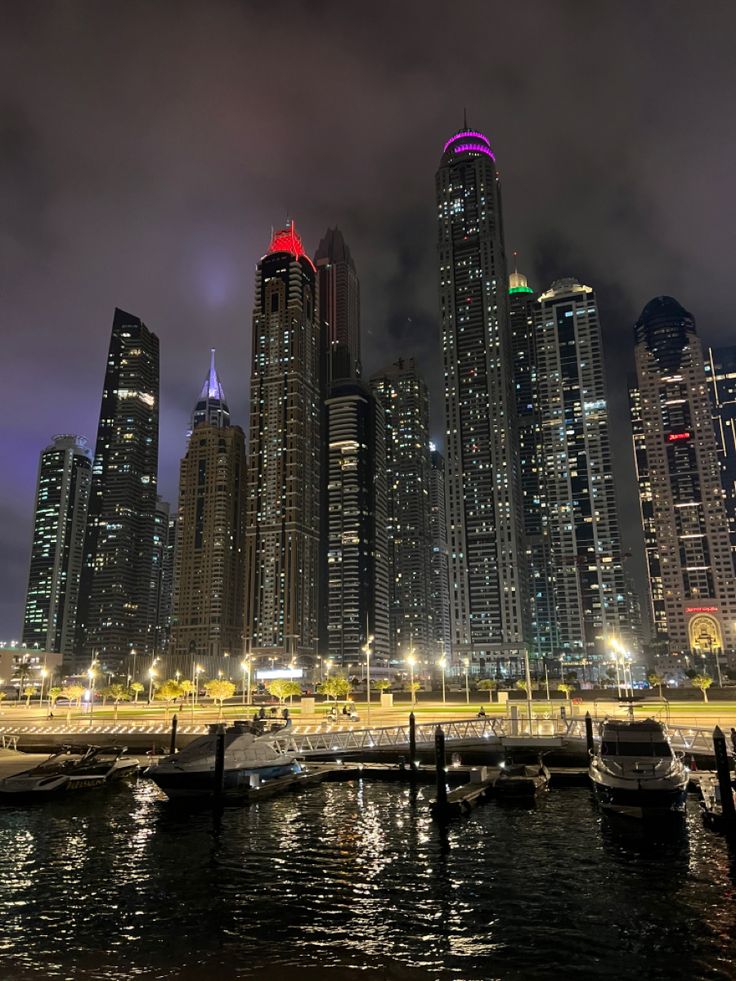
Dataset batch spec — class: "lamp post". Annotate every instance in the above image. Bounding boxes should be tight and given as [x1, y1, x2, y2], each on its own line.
[463, 657, 470, 705]
[195, 665, 203, 705]
[559, 654, 565, 685]
[148, 668, 157, 704]
[88, 663, 97, 718]
[438, 657, 447, 704]
[39, 668, 48, 709]
[130, 648, 137, 684]
[407, 653, 416, 705]
[523, 648, 533, 728]
[362, 633, 374, 720]
[715, 645, 724, 688]
[544, 663, 550, 702]
[241, 659, 249, 705]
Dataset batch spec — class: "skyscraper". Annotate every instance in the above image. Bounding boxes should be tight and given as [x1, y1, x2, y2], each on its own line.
[315, 227, 361, 384]
[22, 435, 92, 657]
[151, 496, 173, 656]
[325, 381, 390, 667]
[371, 358, 433, 661]
[632, 297, 736, 659]
[535, 278, 628, 666]
[77, 308, 159, 672]
[429, 445, 452, 660]
[244, 222, 321, 663]
[705, 346, 736, 557]
[171, 352, 246, 662]
[508, 261, 556, 663]
[436, 124, 527, 672]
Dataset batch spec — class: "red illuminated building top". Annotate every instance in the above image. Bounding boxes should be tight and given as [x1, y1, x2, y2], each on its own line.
[265, 220, 315, 271]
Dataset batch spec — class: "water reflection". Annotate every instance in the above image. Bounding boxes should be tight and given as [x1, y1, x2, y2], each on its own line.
[0, 781, 735, 978]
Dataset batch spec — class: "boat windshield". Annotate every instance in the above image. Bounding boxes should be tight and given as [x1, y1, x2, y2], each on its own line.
[601, 740, 672, 757]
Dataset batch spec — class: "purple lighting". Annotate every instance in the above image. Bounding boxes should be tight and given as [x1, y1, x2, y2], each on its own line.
[443, 130, 491, 152]
[453, 142, 495, 160]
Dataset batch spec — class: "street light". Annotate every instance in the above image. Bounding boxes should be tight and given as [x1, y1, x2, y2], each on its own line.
[362, 633, 374, 718]
[241, 659, 249, 705]
[407, 653, 416, 705]
[463, 657, 470, 705]
[438, 657, 447, 704]
[39, 668, 48, 708]
[715, 645, 724, 688]
[148, 668, 157, 703]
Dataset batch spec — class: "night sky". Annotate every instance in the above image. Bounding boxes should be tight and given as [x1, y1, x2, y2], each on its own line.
[3, 1, 736, 640]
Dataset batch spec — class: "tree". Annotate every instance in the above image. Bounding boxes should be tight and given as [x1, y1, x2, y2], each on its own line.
[61, 685, 86, 706]
[647, 672, 665, 698]
[48, 686, 62, 707]
[179, 679, 194, 702]
[515, 679, 538, 694]
[373, 679, 391, 692]
[266, 679, 301, 704]
[99, 686, 115, 707]
[23, 686, 35, 707]
[476, 679, 497, 702]
[130, 682, 144, 703]
[155, 680, 185, 718]
[318, 675, 352, 702]
[0, 692, 6, 703]
[405, 681, 421, 705]
[691, 674, 713, 703]
[13, 663, 32, 700]
[204, 679, 236, 718]
[104, 684, 130, 720]
[558, 683, 575, 701]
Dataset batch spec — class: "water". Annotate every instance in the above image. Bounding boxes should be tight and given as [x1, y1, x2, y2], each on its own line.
[1, 779, 735, 980]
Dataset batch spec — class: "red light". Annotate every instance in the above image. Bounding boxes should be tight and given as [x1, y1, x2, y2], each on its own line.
[667, 431, 691, 442]
[265, 221, 315, 271]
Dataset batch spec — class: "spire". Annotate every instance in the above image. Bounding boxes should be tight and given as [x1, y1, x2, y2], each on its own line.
[265, 219, 316, 271]
[509, 252, 534, 295]
[191, 349, 230, 432]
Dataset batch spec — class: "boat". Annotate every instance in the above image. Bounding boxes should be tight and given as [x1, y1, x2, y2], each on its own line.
[589, 718, 688, 819]
[145, 720, 301, 799]
[0, 746, 138, 801]
[493, 760, 550, 799]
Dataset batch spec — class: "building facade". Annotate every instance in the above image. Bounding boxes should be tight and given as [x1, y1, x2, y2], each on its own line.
[370, 358, 434, 662]
[436, 125, 528, 671]
[325, 381, 390, 668]
[244, 222, 322, 663]
[76, 308, 159, 672]
[22, 435, 92, 657]
[151, 496, 173, 656]
[315, 227, 361, 384]
[632, 296, 736, 658]
[535, 278, 629, 666]
[171, 353, 246, 662]
[508, 263, 556, 663]
[429, 446, 452, 661]
[705, 345, 736, 557]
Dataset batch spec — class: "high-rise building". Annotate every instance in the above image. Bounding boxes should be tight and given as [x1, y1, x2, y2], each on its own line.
[371, 358, 433, 661]
[429, 445, 452, 660]
[244, 222, 321, 663]
[632, 296, 736, 658]
[508, 261, 556, 663]
[325, 381, 390, 667]
[151, 497, 173, 656]
[535, 278, 629, 666]
[22, 435, 92, 657]
[77, 308, 159, 672]
[315, 227, 361, 384]
[436, 124, 528, 671]
[705, 346, 736, 556]
[171, 352, 246, 662]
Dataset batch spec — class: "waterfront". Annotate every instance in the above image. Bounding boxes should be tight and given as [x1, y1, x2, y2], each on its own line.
[1, 780, 736, 980]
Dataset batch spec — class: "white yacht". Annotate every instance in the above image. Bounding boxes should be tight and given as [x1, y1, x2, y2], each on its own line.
[0, 746, 138, 801]
[146, 721, 301, 799]
[589, 719, 689, 819]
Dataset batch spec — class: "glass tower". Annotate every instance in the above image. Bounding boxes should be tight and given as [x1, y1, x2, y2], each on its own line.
[436, 125, 527, 673]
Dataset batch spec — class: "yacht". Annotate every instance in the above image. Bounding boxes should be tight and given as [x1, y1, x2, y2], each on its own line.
[0, 746, 138, 801]
[589, 718, 689, 818]
[146, 721, 301, 799]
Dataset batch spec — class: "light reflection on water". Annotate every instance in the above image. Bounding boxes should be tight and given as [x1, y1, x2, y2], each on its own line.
[0, 780, 735, 979]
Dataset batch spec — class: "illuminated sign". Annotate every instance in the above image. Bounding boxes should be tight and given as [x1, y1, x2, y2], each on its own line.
[667, 431, 691, 442]
[685, 607, 718, 614]
[255, 668, 304, 681]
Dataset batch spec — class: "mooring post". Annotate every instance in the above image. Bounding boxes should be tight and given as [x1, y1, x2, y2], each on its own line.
[435, 725, 448, 810]
[409, 712, 417, 769]
[213, 726, 226, 801]
[509, 704, 519, 736]
[169, 713, 178, 755]
[585, 711, 594, 756]
[713, 726, 736, 826]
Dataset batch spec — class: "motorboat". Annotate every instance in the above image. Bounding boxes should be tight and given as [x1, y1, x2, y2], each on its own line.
[145, 721, 301, 799]
[494, 760, 550, 799]
[0, 746, 138, 801]
[589, 719, 688, 819]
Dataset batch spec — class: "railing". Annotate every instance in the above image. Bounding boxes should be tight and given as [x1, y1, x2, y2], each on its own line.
[0, 716, 722, 757]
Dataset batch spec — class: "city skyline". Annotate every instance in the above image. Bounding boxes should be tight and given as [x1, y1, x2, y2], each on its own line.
[4, 4, 736, 640]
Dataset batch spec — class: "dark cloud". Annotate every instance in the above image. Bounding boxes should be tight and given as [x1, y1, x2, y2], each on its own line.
[2, 0, 735, 637]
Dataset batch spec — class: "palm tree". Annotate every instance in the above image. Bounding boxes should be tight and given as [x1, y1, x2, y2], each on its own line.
[558, 683, 575, 701]
[130, 682, 144, 703]
[476, 679, 497, 702]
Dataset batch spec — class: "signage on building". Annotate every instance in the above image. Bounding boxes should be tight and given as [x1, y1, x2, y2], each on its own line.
[255, 668, 304, 681]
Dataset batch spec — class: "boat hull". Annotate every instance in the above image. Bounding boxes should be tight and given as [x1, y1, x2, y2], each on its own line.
[591, 779, 688, 819]
[149, 762, 300, 799]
